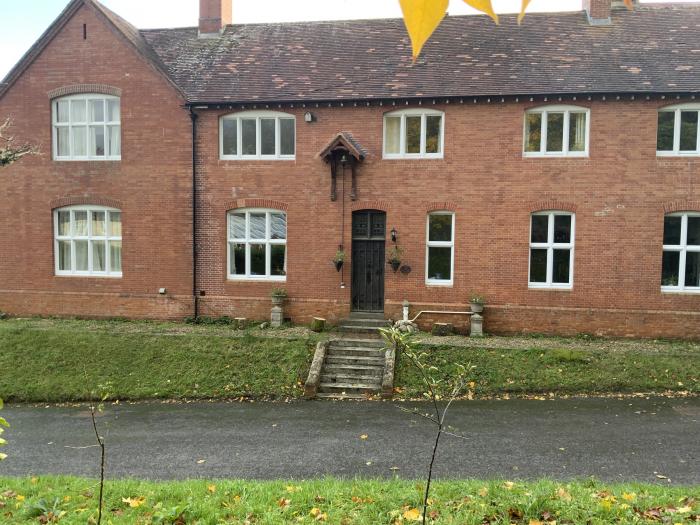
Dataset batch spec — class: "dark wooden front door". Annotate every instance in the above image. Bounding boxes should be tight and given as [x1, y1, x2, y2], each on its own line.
[351, 210, 386, 312]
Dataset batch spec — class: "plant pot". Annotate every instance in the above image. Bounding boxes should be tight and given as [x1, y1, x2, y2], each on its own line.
[389, 260, 401, 273]
[334, 260, 344, 272]
[271, 295, 285, 307]
[470, 302, 484, 314]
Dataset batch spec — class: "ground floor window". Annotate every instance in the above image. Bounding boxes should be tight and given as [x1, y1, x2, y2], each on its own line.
[529, 211, 574, 289]
[662, 213, 700, 292]
[54, 206, 122, 277]
[426, 212, 454, 285]
[228, 209, 287, 281]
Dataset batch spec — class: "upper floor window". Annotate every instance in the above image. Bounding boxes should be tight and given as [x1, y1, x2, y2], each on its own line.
[52, 95, 121, 161]
[220, 111, 295, 160]
[657, 105, 700, 156]
[662, 213, 700, 292]
[426, 212, 454, 285]
[228, 209, 287, 281]
[384, 109, 444, 159]
[54, 206, 122, 277]
[529, 211, 575, 289]
[524, 106, 589, 157]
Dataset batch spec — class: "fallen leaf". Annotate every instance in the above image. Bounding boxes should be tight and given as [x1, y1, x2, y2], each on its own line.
[121, 496, 145, 508]
[207, 484, 216, 494]
[359, 434, 368, 440]
[403, 507, 422, 521]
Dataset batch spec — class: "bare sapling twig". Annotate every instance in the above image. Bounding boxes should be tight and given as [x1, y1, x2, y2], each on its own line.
[381, 327, 472, 525]
[0, 118, 39, 167]
[85, 379, 112, 525]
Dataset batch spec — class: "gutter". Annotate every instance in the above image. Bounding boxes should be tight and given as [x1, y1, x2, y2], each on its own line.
[189, 107, 199, 319]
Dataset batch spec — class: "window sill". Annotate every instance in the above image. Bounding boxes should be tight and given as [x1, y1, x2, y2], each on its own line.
[656, 152, 700, 158]
[528, 284, 572, 291]
[523, 153, 588, 159]
[228, 276, 287, 282]
[54, 158, 122, 162]
[661, 288, 700, 295]
[383, 154, 444, 161]
[55, 273, 123, 279]
[220, 156, 296, 161]
[426, 280, 453, 287]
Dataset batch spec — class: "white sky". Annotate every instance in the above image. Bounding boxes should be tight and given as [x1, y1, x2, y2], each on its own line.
[1, 0, 696, 79]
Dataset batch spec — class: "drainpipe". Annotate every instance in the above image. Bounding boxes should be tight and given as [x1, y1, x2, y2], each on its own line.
[189, 107, 199, 319]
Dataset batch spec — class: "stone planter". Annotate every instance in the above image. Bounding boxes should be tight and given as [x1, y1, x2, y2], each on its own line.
[470, 302, 484, 314]
[271, 295, 285, 307]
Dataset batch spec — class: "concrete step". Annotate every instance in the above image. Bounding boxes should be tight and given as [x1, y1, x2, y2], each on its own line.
[325, 355, 385, 366]
[338, 325, 384, 336]
[330, 338, 384, 349]
[323, 363, 384, 376]
[318, 382, 380, 394]
[339, 318, 391, 328]
[315, 392, 371, 400]
[321, 372, 383, 384]
[326, 346, 385, 358]
[349, 311, 386, 320]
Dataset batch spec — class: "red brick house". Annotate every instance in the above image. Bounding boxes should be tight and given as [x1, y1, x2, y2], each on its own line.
[1, 0, 699, 338]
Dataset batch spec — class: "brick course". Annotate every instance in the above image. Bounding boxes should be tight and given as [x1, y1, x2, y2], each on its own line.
[0, 3, 698, 339]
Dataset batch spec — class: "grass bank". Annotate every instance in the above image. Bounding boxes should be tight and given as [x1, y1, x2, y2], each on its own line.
[0, 318, 697, 403]
[0, 476, 697, 524]
[0, 319, 316, 402]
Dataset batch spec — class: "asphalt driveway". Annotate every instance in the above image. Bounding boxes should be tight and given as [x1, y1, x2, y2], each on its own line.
[1, 397, 698, 483]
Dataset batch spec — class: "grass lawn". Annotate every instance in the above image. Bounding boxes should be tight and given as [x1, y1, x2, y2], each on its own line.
[0, 476, 697, 524]
[0, 318, 697, 403]
[0, 318, 317, 403]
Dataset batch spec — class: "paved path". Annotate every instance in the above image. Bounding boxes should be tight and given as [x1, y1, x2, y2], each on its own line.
[1, 398, 698, 483]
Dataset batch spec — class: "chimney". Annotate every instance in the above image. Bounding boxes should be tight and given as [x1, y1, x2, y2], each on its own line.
[583, 0, 612, 25]
[199, 0, 232, 37]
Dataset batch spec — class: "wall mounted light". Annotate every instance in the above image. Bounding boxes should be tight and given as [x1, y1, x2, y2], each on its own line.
[158, 288, 167, 295]
[391, 228, 398, 243]
[304, 111, 316, 123]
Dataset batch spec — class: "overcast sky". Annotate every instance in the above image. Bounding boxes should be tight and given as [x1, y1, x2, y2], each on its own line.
[0, 0, 695, 79]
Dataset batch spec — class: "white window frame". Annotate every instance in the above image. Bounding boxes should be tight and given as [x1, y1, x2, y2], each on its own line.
[227, 208, 287, 281]
[528, 211, 575, 290]
[523, 105, 590, 158]
[425, 211, 455, 286]
[54, 205, 122, 278]
[661, 212, 700, 293]
[52, 94, 121, 161]
[383, 109, 445, 159]
[219, 111, 296, 160]
[656, 104, 700, 157]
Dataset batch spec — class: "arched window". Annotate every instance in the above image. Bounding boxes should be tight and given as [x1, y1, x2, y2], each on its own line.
[54, 206, 122, 276]
[524, 105, 589, 157]
[529, 211, 575, 289]
[52, 94, 121, 160]
[227, 209, 287, 280]
[383, 109, 444, 159]
[661, 212, 700, 292]
[657, 104, 700, 156]
[426, 211, 454, 285]
[220, 111, 295, 159]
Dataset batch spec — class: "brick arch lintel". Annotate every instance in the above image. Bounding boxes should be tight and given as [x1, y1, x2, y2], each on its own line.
[425, 201, 458, 213]
[663, 200, 700, 214]
[350, 200, 390, 212]
[50, 196, 123, 210]
[225, 198, 289, 212]
[528, 199, 577, 213]
[48, 84, 122, 99]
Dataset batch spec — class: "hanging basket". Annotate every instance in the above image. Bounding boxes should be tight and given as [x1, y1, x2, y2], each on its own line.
[334, 260, 344, 272]
[389, 260, 401, 273]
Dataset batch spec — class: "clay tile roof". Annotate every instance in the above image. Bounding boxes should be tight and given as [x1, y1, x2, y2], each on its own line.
[319, 131, 368, 161]
[139, 3, 700, 103]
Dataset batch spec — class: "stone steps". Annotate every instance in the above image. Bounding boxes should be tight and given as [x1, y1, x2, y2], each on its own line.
[326, 346, 385, 358]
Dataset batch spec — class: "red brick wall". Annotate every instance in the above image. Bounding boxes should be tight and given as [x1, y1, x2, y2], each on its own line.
[192, 100, 700, 339]
[1, 4, 698, 339]
[0, 3, 193, 320]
